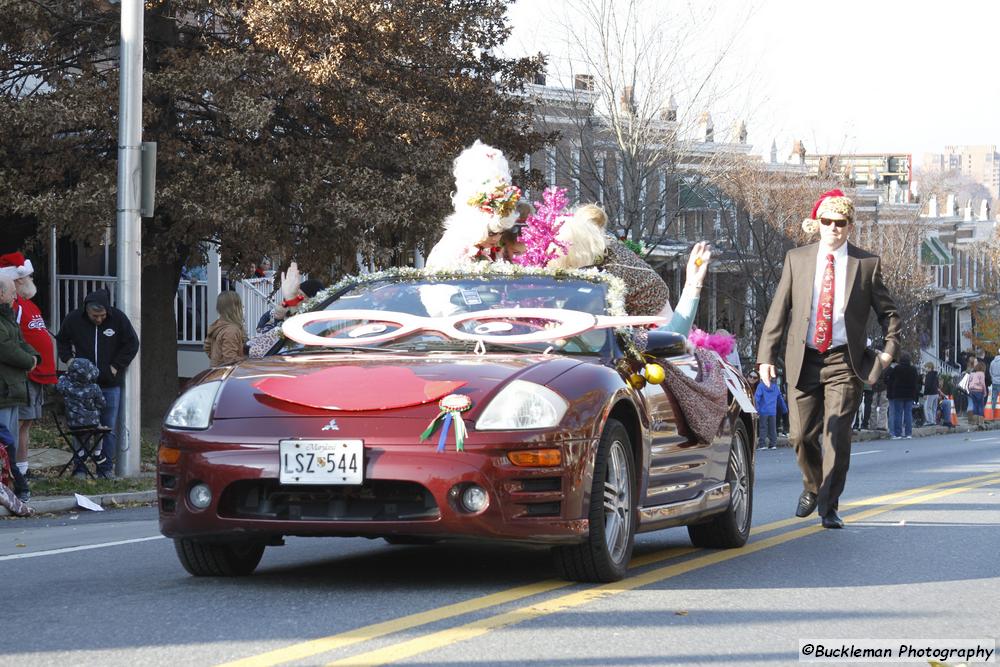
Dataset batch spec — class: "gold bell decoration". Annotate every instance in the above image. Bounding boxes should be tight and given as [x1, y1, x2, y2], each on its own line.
[644, 363, 665, 385]
[628, 372, 646, 390]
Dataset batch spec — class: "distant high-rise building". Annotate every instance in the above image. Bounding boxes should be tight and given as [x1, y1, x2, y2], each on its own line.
[923, 145, 1000, 200]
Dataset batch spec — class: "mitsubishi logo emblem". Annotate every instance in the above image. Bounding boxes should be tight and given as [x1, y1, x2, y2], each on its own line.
[321, 419, 340, 431]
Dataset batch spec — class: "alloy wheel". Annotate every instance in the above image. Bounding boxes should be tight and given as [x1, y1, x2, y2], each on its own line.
[728, 430, 750, 533]
[603, 438, 633, 562]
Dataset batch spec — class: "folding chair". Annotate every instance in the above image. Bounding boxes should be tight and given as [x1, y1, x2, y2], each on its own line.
[50, 395, 111, 479]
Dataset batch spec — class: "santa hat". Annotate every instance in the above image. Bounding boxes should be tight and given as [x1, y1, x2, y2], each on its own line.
[802, 189, 854, 234]
[0, 252, 34, 280]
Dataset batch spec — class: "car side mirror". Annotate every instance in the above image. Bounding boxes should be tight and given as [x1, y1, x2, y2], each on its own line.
[645, 330, 687, 359]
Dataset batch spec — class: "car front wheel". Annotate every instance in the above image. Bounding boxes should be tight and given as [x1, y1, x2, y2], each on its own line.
[553, 418, 636, 582]
[174, 538, 265, 576]
[687, 420, 753, 548]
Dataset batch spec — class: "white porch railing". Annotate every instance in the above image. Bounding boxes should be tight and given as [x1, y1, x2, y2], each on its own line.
[235, 275, 278, 336]
[52, 274, 118, 334]
[176, 279, 209, 344]
[53, 274, 276, 346]
[920, 349, 961, 376]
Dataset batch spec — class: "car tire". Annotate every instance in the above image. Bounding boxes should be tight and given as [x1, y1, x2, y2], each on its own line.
[687, 420, 753, 549]
[553, 418, 636, 583]
[174, 538, 265, 576]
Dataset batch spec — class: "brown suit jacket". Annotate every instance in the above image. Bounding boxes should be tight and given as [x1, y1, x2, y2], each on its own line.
[756, 242, 901, 388]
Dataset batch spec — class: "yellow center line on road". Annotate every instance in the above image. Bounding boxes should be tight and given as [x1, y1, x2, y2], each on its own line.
[326, 471, 1000, 667]
[219, 470, 1000, 667]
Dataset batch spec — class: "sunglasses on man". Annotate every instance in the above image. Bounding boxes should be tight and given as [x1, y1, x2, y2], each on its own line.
[819, 217, 850, 228]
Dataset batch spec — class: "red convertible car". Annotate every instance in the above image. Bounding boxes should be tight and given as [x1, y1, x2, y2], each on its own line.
[158, 267, 756, 582]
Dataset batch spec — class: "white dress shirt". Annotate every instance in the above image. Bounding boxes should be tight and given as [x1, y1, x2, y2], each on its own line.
[806, 242, 849, 349]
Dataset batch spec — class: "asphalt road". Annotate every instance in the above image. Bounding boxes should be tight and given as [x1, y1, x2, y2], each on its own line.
[3, 430, 999, 666]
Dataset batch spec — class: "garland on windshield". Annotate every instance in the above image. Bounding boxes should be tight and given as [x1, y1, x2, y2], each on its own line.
[289, 263, 646, 361]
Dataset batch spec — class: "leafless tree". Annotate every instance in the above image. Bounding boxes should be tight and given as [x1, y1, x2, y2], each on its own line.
[526, 0, 759, 244]
[705, 157, 837, 355]
[853, 216, 937, 353]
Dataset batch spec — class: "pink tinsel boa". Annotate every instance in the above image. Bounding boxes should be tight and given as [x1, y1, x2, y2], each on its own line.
[688, 327, 735, 358]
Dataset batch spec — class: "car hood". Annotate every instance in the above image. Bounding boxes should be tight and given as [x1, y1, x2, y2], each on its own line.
[212, 353, 587, 420]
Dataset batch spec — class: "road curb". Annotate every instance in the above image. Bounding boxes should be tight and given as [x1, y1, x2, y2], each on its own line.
[0, 490, 157, 518]
[766, 420, 999, 449]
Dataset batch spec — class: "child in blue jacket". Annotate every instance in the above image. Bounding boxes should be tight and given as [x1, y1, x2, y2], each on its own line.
[754, 379, 788, 449]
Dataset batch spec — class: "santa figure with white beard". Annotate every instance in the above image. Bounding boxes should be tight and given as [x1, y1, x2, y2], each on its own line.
[0, 252, 56, 482]
[424, 140, 523, 268]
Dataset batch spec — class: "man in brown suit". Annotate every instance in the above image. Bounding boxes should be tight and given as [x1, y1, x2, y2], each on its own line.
[757, 189, 901, 529]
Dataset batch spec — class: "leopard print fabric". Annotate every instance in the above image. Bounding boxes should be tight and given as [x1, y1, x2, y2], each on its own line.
[599, 235, 670, 316]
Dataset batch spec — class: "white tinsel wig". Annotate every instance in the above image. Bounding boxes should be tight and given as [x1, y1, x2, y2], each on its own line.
[547, 205, 608, 269]
[441, 140, 522, 246]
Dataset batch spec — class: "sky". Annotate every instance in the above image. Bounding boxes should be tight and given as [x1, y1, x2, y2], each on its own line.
[503, 0, 1000, 166]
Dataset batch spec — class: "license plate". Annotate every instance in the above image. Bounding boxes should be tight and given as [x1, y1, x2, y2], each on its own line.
[279, 440, 363, 485]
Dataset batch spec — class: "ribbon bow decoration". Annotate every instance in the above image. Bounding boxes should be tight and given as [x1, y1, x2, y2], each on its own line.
[420, 394, 473, 452]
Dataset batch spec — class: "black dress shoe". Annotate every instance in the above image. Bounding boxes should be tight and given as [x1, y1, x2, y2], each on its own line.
[795, 491, 818, 517]
[821, 511, 844, 529]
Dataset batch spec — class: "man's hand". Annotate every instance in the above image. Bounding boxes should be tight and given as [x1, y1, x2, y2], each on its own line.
[110, 366, 118, 377]
[758, 363, 777, 388]
[280, 261, 301, 302]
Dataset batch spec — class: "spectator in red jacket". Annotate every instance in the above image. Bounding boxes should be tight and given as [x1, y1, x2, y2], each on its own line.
[0, 253, 55, 481]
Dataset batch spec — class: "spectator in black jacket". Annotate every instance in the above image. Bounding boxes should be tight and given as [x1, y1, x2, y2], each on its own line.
[886, 354, 920, 439]
[922, 363, 940, 425]
[55, 289, 139, 478]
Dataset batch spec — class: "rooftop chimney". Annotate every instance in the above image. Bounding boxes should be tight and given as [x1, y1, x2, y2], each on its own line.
[660, 93, 677, 121]
[698, 111, 713, 143]
[574, 74, 594, 91]
[620, 86, 635, 114]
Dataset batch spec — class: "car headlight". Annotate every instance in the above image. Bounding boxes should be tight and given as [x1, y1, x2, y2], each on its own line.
[164, 381, 222, 430]
[476, 380, 568, 430]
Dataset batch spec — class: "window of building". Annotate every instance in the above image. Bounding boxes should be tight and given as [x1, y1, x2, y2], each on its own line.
[571, 146, 581, 201]
[545, 147, 556, 187]
[617, 161, 624, 224]
[660, 171, 668, 234]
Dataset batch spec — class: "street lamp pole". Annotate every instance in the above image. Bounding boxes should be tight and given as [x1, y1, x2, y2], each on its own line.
[115, 0, 143, 477]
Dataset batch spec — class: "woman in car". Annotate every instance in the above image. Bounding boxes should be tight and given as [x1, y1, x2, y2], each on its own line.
[547, 203, 711, 334]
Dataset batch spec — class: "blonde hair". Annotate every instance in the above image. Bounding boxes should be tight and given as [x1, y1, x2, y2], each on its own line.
[574, 203, 608, 230]
[216, 291, 245, 330]
[547, 206, 608, 269]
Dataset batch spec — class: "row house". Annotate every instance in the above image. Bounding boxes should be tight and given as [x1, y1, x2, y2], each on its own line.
[852, 190, 997, 373]
[920, 195, 997, 370]
[521, 77, 760, 346]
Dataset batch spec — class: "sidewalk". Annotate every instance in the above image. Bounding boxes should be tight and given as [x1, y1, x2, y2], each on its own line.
[2, 446, 157, 518]
[767, 419, 1000, 449]
[0, 489, 158, 517]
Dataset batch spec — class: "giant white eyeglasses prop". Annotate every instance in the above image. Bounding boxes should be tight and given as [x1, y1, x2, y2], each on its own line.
[281, 308, 666, 347]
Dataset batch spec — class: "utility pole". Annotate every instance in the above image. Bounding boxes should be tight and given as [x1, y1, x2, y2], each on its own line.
[116, 0, 143, 477]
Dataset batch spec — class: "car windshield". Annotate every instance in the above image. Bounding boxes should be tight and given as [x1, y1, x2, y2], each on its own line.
[277, 275, 611, 355]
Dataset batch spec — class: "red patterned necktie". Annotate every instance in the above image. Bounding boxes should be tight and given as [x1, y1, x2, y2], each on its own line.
[813, 253, 835, 353]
